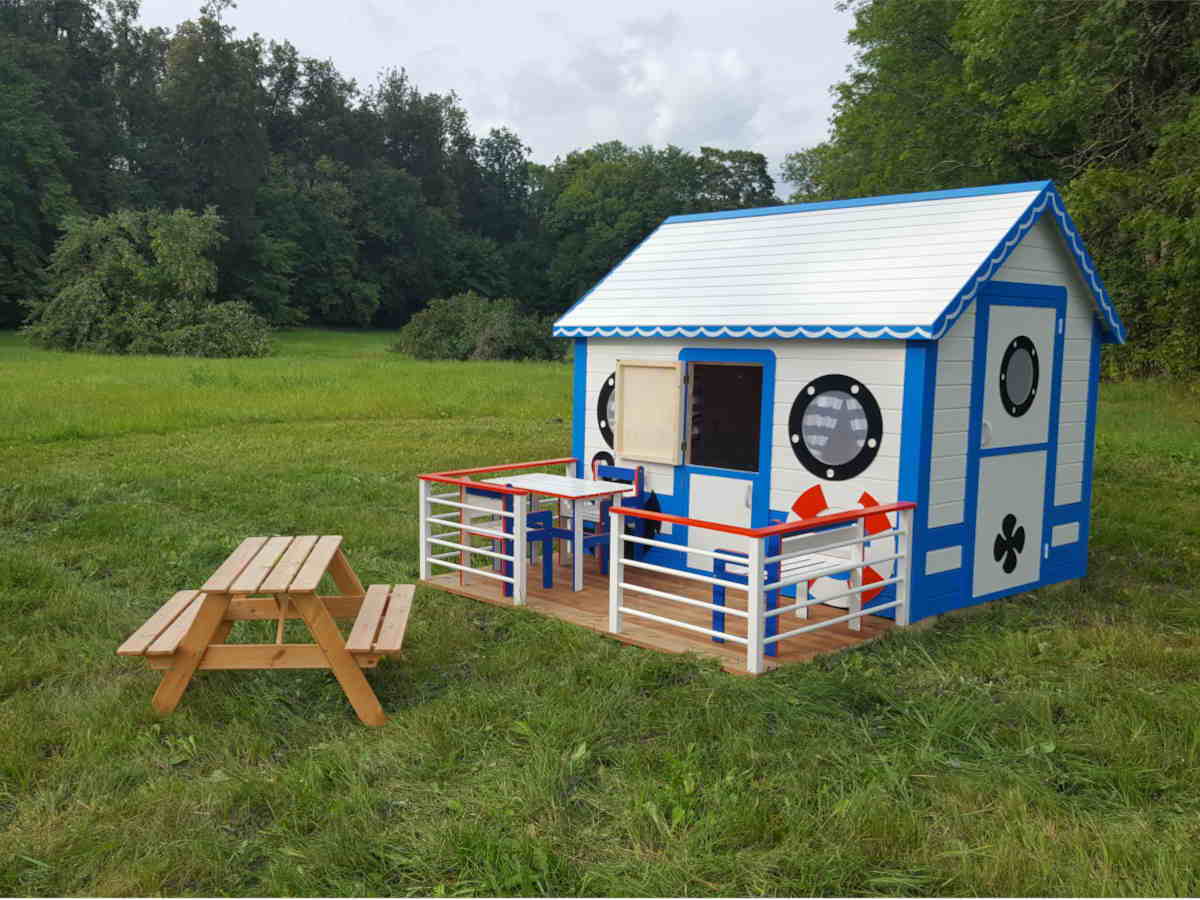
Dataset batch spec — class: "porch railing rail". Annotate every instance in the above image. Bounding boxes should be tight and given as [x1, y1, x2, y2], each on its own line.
[417, 457, 576, 605]
[609, 501, 916, 674]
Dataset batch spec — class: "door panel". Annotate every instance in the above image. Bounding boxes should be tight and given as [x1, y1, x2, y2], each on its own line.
[973, 451, 1046, 596]
[979, 305, 1056, 450]
[687, 473, 752, 570]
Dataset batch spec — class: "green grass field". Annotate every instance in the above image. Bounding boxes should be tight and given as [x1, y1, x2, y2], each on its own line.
[1, 329, 1198, 896]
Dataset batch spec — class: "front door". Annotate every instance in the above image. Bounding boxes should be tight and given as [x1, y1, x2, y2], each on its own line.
[970, 285, 1064, 599]
[678, 349, 775, 572]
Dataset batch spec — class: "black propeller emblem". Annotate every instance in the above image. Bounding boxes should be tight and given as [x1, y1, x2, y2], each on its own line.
[993, 514, 1025, 574]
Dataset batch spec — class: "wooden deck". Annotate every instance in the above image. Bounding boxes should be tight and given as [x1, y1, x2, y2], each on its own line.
[421, 554, 894, 675]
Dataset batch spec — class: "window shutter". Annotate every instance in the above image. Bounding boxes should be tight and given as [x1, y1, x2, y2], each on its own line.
[615, 360, 683, 464]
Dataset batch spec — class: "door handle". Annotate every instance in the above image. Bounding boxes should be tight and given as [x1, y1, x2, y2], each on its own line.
[745, 483, 752, 509]
[981, 419, 993, 448]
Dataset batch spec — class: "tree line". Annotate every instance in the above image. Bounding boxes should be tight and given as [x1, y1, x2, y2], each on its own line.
[785, 0, 1200, 377]
[0, 0, 778, 342]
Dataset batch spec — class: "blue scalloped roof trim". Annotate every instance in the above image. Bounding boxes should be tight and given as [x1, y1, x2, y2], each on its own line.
[551, 182, 1126, 344]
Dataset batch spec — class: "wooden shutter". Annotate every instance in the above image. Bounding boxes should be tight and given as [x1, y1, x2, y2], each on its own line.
[615, 359, 683, 464]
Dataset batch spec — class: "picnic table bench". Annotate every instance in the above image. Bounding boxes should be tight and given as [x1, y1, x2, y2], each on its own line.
[118, 536, 412, 726]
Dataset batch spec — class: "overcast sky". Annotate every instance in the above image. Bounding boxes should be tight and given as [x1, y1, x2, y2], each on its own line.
[136, 0, 857, 192]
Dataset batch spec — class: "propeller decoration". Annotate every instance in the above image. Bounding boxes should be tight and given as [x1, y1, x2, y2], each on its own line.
[993, 513, 1025, 574]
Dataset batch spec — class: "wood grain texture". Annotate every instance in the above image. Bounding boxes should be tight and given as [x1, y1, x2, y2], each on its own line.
[423, 558, 893, 675]
[345, 584, 390, 652]
[229, 535, 294, 594]
[290, 535, 342, 594]
[150, 592, 231, 714]
[202, 537, 269, 593]
[374, 585, 413, 653]
[117, 590, 200, 656]
[259, 535, 320, 593]
[289, 592, 387, 726]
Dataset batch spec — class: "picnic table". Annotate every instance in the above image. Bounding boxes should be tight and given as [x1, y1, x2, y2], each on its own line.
[118, 536, 411, 726]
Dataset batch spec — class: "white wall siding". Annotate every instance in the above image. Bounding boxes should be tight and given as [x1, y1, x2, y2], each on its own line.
[558, 191, 1042, 332]
[927, 308, 975, 528]
[994, 215, 1098, 507]
[584, 338, 906, 521]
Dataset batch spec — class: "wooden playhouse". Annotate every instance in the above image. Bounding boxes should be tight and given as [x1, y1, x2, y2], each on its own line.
[419, 181, 1125, 674]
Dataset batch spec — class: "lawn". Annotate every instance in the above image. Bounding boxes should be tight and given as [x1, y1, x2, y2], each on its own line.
[1, 329, 1198, 896]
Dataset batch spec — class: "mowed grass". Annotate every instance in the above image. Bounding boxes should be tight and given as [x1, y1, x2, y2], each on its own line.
[1, 329, 1198, 896]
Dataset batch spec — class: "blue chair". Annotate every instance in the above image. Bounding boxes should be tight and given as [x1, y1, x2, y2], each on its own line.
[581, 464, 649, 574]
[464, 486, 557, 592]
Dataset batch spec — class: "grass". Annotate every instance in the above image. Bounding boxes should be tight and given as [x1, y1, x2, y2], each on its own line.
[1, 328, 1198, 896]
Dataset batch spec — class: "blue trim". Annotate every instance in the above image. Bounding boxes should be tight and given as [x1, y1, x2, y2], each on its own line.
[552, 182, 1126, 347]
[962, 283, 1066, 603]
[675, 348, 776, 544]
[572, 338, 587, 478]
[899, 340, 940, 622]
[663, 181, 1053, 223]
[1073, 319, 1103, 569]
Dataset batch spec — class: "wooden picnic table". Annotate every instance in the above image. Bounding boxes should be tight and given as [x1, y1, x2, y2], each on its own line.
[118, 536, 411, 726]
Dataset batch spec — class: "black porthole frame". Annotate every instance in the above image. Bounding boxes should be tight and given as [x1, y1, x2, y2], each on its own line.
[788, 374, 884, 482]
[999, 335, 1039, 418]
[596, 372, 616, 448]
[590, 450, 614, 475]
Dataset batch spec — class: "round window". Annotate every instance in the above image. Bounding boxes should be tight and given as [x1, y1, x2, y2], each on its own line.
[999, 336, 1039, 417]
[596, 372, 616, 448]
[788, 374, 883, 481]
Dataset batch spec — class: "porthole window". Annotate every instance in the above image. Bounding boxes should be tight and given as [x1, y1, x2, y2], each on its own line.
[596, 372, 616, 448]
[788, 374, 883, 481]
[999, 336, 1039, 417]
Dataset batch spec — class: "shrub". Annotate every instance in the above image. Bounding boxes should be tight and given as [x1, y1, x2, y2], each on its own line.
[394, 292, 564, 361]
[23, 207, 272, 358]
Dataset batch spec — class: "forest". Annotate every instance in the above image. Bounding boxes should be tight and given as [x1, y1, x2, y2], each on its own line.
[3, 0, 1199, 374]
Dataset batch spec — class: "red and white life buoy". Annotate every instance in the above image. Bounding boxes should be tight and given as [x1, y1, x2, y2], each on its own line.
[789, 484, 894, 605]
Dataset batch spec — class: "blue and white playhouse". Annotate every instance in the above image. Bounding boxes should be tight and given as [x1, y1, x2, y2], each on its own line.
[421, 181, 1124, 674]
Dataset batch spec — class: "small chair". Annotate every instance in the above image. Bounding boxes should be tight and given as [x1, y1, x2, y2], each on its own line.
[580, 464, 649, 574]
[463, 485, 557, 590]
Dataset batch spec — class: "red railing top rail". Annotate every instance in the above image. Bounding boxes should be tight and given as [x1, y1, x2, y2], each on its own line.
[609, 501, 917, 539]
[419, 457, 578, 495]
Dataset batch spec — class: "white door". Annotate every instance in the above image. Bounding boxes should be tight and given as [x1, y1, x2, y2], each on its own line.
[686, 473, 752, 570]
[971, 300, 1060, 598]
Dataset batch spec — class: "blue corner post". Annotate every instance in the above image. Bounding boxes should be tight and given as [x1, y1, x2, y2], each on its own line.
[764, 534, 781, 658]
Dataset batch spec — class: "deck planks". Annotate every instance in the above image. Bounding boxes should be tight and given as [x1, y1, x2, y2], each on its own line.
[422, 556, 893, 674]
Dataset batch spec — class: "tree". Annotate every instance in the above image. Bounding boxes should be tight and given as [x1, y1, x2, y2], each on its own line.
[24, 206, 270, 356]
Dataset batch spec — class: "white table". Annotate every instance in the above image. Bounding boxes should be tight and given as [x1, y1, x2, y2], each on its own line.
[483, 472, 633, 591]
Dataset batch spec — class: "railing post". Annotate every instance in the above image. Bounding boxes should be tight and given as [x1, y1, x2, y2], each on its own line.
[513, 492, 528, 605]
[895, 507, 912, 626]
[418, 479, 431, 581]
[746, 536, 765, 674]
[848, 517, 864, 632]
[608, 509, 623, 633]
[765, 534, 781, 657]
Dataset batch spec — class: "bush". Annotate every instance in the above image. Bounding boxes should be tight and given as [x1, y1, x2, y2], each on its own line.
[394, 292, 564, 361]
[23, 207, 272, 358]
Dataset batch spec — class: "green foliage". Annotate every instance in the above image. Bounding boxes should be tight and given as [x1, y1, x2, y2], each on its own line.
[785, 0, 1200, 376]
[394, 291, 563, 361]
[23, 207, 271, 357]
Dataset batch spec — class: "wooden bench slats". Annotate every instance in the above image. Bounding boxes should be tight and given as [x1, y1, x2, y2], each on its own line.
[345, 584, 390, 653]
[374, 585, 413, 654]
[202, 536, 270, 593]
[288, 535, 342, 593]
[146, 593, 204, 656]
[259, 535, 320, 594]
[117, 590, 202, 656]
[229, 535, 295, 594]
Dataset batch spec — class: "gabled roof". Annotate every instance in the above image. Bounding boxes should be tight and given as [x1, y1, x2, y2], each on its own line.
[552, 181, 1125, 344]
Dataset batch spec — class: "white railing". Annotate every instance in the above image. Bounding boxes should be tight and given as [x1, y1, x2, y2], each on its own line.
[417, 457, 576, 605]
[608, 502, 916, 674]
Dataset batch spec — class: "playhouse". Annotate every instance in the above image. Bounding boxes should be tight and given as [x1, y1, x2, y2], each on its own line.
[419, 180, 1124, 674]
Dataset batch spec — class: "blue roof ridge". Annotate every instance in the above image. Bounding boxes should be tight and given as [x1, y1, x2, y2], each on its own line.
[664, 181, 1053, 225]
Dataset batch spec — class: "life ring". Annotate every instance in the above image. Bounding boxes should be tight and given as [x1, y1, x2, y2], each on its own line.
[788, 484, 894, 606]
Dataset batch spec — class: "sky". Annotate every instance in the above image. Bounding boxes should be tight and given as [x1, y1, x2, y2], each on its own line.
[136, 0, 858, 192]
